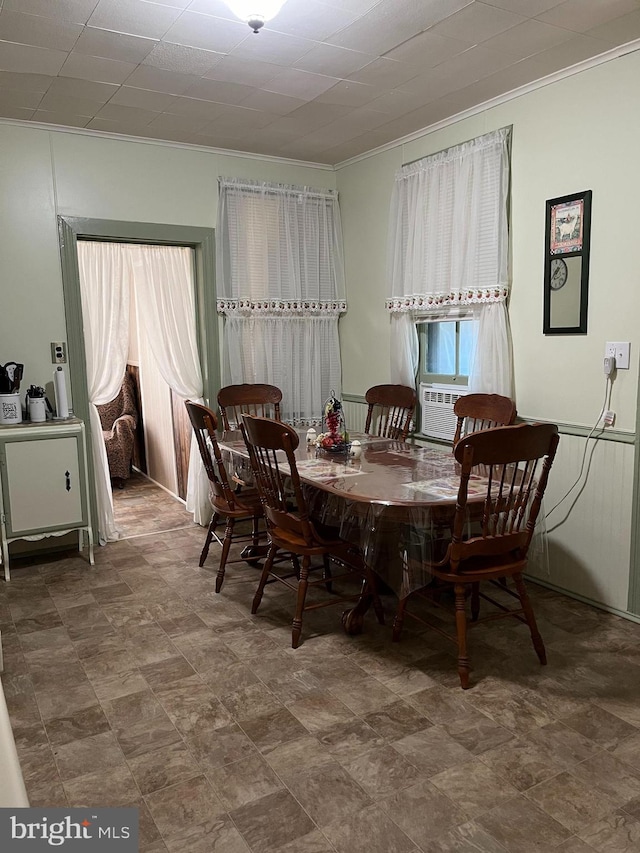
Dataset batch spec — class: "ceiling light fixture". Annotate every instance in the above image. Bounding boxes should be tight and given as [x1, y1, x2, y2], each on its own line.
[224, 1, 287, 33]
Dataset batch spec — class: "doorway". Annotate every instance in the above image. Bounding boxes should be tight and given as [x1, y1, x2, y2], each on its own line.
[58, 217, 220, 544]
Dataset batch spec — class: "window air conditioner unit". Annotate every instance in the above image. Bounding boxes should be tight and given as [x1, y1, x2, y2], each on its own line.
[419, 383, 468, 441]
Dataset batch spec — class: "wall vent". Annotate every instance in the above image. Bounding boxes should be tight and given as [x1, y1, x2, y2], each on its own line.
[419, 383, 468, 441]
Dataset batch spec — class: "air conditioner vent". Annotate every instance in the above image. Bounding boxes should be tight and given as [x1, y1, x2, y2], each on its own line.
[419, 383, 468, 441]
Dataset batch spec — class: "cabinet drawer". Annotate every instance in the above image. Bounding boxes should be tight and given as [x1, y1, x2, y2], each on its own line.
[4, 437, 84, 535]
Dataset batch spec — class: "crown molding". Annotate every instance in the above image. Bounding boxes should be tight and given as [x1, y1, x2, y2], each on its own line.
[0, 117, 334, 172]
[335, 37, 640, 170]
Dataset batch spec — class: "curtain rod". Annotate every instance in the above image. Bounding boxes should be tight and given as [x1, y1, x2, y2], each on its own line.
[401, 124, 512, 168]
[218, 178, 337, 199]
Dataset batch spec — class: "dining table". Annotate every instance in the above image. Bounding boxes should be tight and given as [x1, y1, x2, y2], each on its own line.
[218, 429, 549, 632]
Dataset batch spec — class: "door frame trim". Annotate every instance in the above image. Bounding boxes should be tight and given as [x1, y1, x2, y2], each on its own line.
[57, 216, 219, 535]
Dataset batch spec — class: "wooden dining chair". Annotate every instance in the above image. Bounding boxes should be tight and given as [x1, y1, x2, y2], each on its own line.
[241, 415, 385, 648]
[185, 401, 264, 592]
[217, 384, 282, 431]
[453, 393, 516, 447]
[393, 422, 559, 688]
[364, 384, 416, 441]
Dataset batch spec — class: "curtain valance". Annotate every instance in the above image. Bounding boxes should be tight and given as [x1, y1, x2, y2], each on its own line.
[386, 127, 510, 314]
[217, 177, 346, 318]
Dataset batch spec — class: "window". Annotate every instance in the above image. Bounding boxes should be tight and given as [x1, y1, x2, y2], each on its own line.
[418, 319, 477, 385]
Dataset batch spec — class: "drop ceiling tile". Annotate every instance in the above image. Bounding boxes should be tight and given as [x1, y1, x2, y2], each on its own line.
[0, 71, 55, 92]
[285, 100, 351, 129]
[429, 2, 526, 43]
[145, 110, 211, 133]
[482, 0, 561, 15]
[239, 89, 306, 115]
[347, 57, 420, 88]
[0, 87, 43, 109]
[365, 87, 437, 116]
[327, 0, 473, 55]
[149, 0, 191, 7]
[202, 55, 282, 86]
[46, 75, 119, 101]
[95, 101, 159, 124]
[73, 26, 157, 63]
[183, 77, 254, 103]
[3, 0, 100, 25]
[162, 95, 228, 119]
[0, 10, 83, 52]
[293, 122, 363, 150]
[374, 98, 459, 139]
[264, 68, 340, 99]
[384, 29, 473, 69]
[587, 9, 640, 43]
[87, 0, 183, 39]
[253, 114, 321, 139]
[109, 85, 177, 110]
[85, 116, 145, 132]
[124, 64, 202, 94]
[143, 41, 223, 75]
[532, 33, 616, 73]
[268, 0, 360, 41]
[162, 11, 249, 52]
[59, 52, 137, 84]
[33, 109, 91, 126]
[314, 79, 379, 107]
[426, 44, 521, 92]
[294, 43, 373, 78]
[38, 91, 106, 115]
[481, 19, 574, 61]
[0, 104, 35, 120]
[333, 105, 391, 131]
[229, 28, 317, 65]
[186, 0, 239, 18]
[321, 0, 384, 13]
[0, 42, 68, 75]
[538, 0, 639, 33]
[198, 103, 276, 133]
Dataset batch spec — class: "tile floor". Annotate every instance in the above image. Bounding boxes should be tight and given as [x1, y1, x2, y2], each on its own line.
[2, 480, 640, 852]
[112, 471, 197, 539]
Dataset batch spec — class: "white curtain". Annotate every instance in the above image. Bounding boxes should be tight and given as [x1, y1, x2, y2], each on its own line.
[217, 177, 345, 424]
[128, 244, 209, 525]
[78, 241, 132, 544]
[387, 127, 512, 396]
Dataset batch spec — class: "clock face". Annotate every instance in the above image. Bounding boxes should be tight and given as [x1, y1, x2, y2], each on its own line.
[549, 257, 568, 290]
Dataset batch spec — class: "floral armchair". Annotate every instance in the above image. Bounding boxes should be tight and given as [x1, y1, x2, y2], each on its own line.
[97, 372, 138, 488]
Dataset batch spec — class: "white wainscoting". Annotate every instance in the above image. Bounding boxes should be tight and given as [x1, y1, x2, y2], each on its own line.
[343, 398, 368, 434]
[528, 430, 634, 613]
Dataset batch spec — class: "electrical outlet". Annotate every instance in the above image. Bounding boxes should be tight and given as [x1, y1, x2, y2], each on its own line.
[605, 341, 630, 369]
[51, 342, 67, 364]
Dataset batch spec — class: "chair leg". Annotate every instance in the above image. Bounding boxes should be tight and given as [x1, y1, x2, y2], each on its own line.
[393, 596, 408, 642]
[513, 572, 547, 665]
[199, 512, 219, 567]
[252, 542, 277, 614]
[323, 554, 333, 593]
[471, 582, 480, 622]
[251, 514, 260, 547]
[292, 555, 310, 649]
[454, 583, 471, 689]
[215, 518, 235, 593]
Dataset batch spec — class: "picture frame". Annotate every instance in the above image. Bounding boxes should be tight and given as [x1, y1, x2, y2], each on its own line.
[543, 190, 592, 335]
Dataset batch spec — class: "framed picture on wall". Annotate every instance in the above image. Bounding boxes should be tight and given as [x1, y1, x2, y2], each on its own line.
[543, 190, 592, 335]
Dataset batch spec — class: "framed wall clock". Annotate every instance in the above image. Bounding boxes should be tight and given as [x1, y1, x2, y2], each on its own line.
[543, 189, 592, 335]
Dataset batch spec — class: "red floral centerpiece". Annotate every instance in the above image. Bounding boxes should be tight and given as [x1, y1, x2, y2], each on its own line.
[317, 391, 349, 453]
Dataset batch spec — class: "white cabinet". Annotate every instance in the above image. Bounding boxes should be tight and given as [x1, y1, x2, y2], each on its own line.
[0, 419, 94, 581]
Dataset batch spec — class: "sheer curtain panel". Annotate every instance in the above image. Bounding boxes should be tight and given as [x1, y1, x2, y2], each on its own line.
[217, 178, 346, 424]
[386, 128, 513, 396]
[78, 240, 132, 544]
[129, 244, 210, 525]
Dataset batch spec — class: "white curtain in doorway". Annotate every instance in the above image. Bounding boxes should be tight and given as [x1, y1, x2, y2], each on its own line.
[129, 244, 209, 525]
[78, 240, 131, 544]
